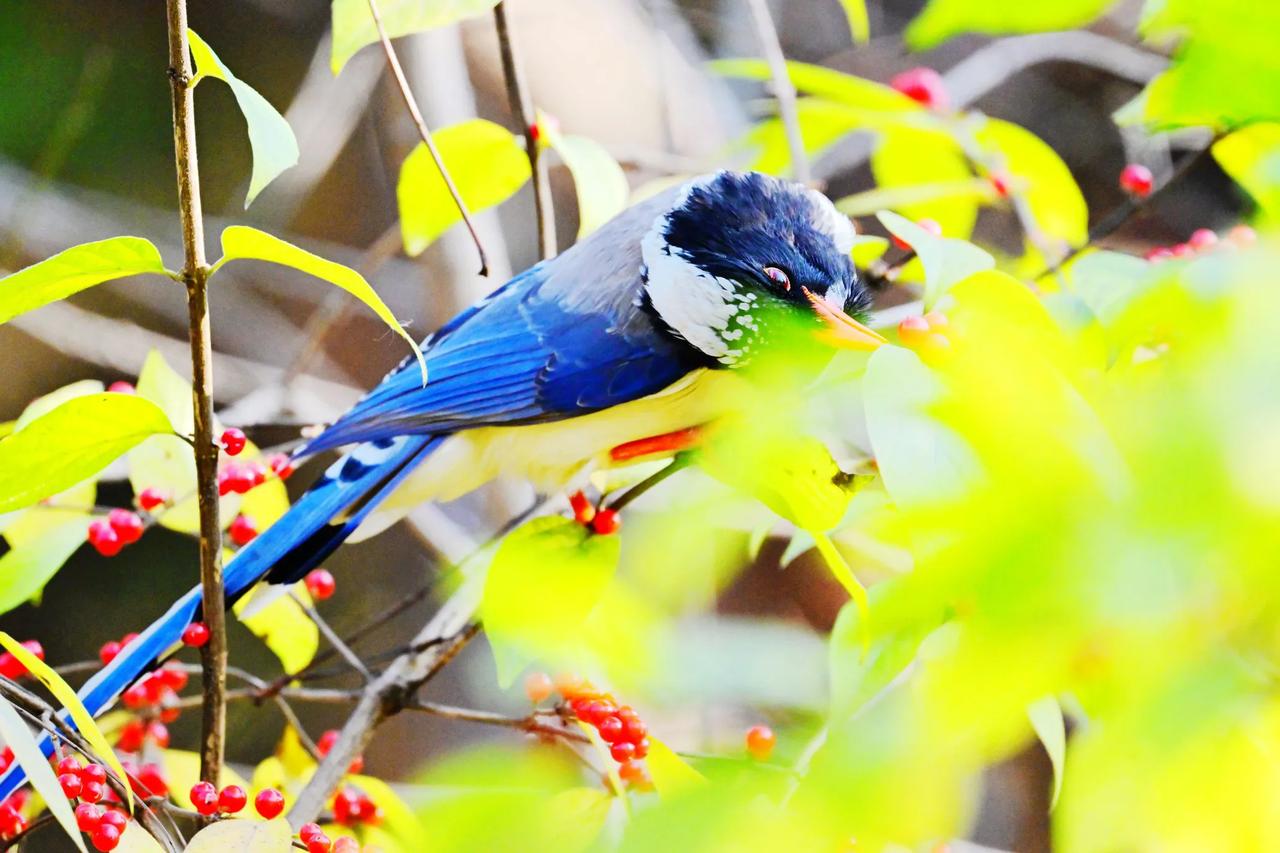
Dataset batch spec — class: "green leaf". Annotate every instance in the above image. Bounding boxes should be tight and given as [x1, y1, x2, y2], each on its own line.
[210, 226, 425, 382]
[828, 591, 928, 720]
[1028, 696, 1066, 809]
[128, 350, 203, 533]
[0, 695, 87, 852]
[481, 516, 621, 686]
[543, 126, 629, 238]
[906, 0, 1117, 49]
[0, 518, 88, 616]
[710, 59, 919, 113]
[645, 736, 706, 798]
[184, 817, 293, 852]
[233, 583, 319, 675]
[840, 0, 870, 42]
[1212, 123, 1280, 223]
[0, 394, 173, 514]
[975, 118, 1088, 250]
[397, 119, 530, 256]
[0, 631, 133, 809]
[0, 237, 166, 326]
[188, 30, 299, 207]
[870, 127, 979, 239]
[330, 0, 501, 74]
[876, 210, 994, 308]
[836, 180, 993, 220]
[14, 380, 106, 431]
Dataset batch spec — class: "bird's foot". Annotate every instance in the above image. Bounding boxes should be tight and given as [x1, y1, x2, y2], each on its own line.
[568, 490, 620, 536]
[608, 425, 705, 463]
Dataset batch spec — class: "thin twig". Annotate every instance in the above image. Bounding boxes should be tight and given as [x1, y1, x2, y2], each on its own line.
[163, 0, 226, 788]
[366, 0, 489, 276]
[744, 0, 808, 184]
[494, 1, 555, 259]
[404, 700, 589, 743]
[607, 454, 693, 512]
[289, 591, 372, 682]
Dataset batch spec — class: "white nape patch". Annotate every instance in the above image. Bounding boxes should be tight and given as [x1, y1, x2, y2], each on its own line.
[641, 222, 744, 365]
[323, 436, 409, 485]
[803, 186, 857, 256]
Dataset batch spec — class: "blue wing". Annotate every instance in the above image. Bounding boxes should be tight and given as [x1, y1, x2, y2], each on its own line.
[302, 263, 701, 454]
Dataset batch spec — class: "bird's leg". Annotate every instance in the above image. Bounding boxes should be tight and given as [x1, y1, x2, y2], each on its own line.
[608, 425, 705, 463]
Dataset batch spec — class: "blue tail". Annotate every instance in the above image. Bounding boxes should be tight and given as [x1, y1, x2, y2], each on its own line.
[0, 434, 443, 800]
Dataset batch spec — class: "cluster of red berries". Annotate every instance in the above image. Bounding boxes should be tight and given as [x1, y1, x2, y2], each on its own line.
[891, 218, 942, 252]
[218, 453, 294, 497]
[897, 311, 953, 361]
[1144, 224, 1257, 263]
[890, 66, 948, 111]
[332, 786, 381, 827]
[54, 755, 131, 851]
[299, 822, 361, 853]
[116, 716, 172, 752]
[540, 674, 653, 789]
[745, 725, 776, 761]
[0, 787, 28, 840]
[136, 487, 170, 512]
[74, 800, 131, 851]
[568, 491, 621, 536]
[316, 729, 365, 774]
[120, 662, 187, 714]
[0, 640, 43, 679]
[188, 781, 251, 816]
[87, 509, 145, 557]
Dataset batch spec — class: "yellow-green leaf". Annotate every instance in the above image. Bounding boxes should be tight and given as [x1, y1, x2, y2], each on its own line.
[14, 380, 106, 431]
[645, 736, 705, 798]
[710, 59, 919, 113]
[0, 393, 173, 514]
[976, 118, 1088, 251]
[544, 128, 629, 239]
[163, 749, 250, 810]
[0, 695, 87, 851]
[350, 774, 429, 849]
[397, 119, 530, 256]
[1213, 123, 1280, 223]
[1028, 696, 1066, 809]
[114, 822, 166, 853]
[185, 818, 293, 853]
[129, 350, 202, 533]
[330, 0, 501, 74]
[0, 631, 133, 809]
[481, 516, 621, 685]
[0, 237, 166, 326]
[210, 226, 425, 383]
[840, 0, 870, 42]
[233, 582, 318, 675]
[877, 210, 994, 307]
[906, 0, 1117, 49]
[871, 127, 979, 239]
[188, 30, 299, 207]
[0, 517, 88, 615]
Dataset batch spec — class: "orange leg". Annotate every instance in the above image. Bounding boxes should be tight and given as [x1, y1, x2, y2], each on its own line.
[608, 425, 705, 463]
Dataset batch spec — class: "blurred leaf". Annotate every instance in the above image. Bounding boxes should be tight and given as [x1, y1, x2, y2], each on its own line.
[779, 529, 816, 568]
[871, 127, 979, 239]
[829, 590, 930, 720]
[0, 695, 86, 851]
[188, 30, 298, 207]
[976, 117, 1088, 250]
[330, 0, 501, 74]
[0, 631, 132, 809]
[1212, 123, 1280, 222]
[710, 60, 919, 113]
[0, 393, 173, 514]
[349, 774, 429, 850]
[850, 234, 890, 268]
[481, 516, 620, 685]
[743, 100, 865, 177]
[0, 237, 166, 325]
[250, 727, 315, 799]
[233, 582, 318, 675]
[839, 0, 869, 42]
[0, 517, 87, 615]
[185, 818, 292, 852]
[129, 350, 201, 533]
[646, 735, 706, 798]
[542, 123, 628, 238]
[836, 179, 993, 220]
[163, 749, 250, 810]
[877, 210, 994, 307]
[211, 226, 425, 382]
[906, 0, 1117, 49]
[1028, 696, 1066, 809]
[398, 119, 529, 255]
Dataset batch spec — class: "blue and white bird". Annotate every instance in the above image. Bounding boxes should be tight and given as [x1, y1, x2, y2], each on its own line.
[0, 170, 885, 798]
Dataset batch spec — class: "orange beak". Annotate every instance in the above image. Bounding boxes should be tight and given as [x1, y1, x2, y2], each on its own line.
[802, 287, 888, 351]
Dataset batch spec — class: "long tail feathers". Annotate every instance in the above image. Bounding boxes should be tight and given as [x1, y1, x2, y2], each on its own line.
[0, 434, 442, 801]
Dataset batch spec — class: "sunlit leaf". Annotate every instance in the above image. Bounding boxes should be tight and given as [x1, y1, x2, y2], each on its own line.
[1028, 696, 1066, 809]
[877, 210, 994, 307]
[163, 749, 250, 810]
[829, 590, 930, 721]
[188, 30, 299, 207]
[0, 695, 87, 851]
[0, 393, 173, 514]
[0, 631, 132, 809]
[871, 127, 979, 239]
[233, 582, 318, 675]
[129, 350, 201, 533]
[330, 0, 501, 74]
[397, 119, 529, 256]
[481, 516, 621, 685]
[710, 59, 919, 113]
[906, 0, 1117, 49]
[0, 518, 88, 615]
[1212, 123, 1280, 222]
[839, 0, 869, 42]
[115, 822, 166, 853]
[210, 226, 425, 382]
[542, 122, 629, 238]
[646, 735, 706, 798]
[0, 237, 167, 325]
[185, 818, 293, 852]
[349, 774, 429, 849]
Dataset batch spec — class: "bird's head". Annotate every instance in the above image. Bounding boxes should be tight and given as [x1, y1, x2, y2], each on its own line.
[641, 171, 885, 368]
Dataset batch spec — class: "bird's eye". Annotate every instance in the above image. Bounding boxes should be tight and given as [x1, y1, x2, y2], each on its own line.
[762, 266, 791, 291]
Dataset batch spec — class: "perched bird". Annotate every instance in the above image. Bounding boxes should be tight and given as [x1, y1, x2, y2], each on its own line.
[0, 170, 884, 798]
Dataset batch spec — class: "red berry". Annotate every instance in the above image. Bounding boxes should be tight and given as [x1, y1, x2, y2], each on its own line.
[228, 514, 258, 546]
[617, 760, 647, 783]
[306, 837, 332, 853]
[87, 521, 122, 557]
[332, 788, 360, 825]
[621, 716, 647, 743]
[121, 683, 148, 708]
[81, 764, 106, 785]
[745, 724, 776, 760]
[1171, 242, 1195, 258]
[136, 764, 167, 797]
[0, 654, 21, 680]
[0, 748, 12, 773]
[633, 737, 650, 759]
[1188, 228, 1218, 250]
[56, 755, 82, 775]
[610, 741, 636, 763]
[268, 454, 295, 480]
[248, 463, 267, 487]
[1119, 163, 1153, 197]
[304, 569, 336, 601]
[75, 802, 104, 832]
[333, 838, 360, 853]
[255, 788, 285, 820]
[0, 803, 20, 837]
[897, 315, 931, 348]
[99, 809, 128, 831]
[181, 622, 210, 648]
[157, 664, 189, 692]
[989, 171, 1012, 198]
[591, 508, 621, 536]
[90, 824, 121, 852]
[299, 823, 326, 843]
[189, 781, 218, 815]
[217, 784, 247, 814]
[218, 464, 255, 496]
[59, 772, 83, 799]
[1144, 246, 1174, 262]
[116, 719, 145, 753]
[524, 671, 553, 704]
[107, 509, 144, 545]
[146, 721, 170, 749]
[219, 428, 246, 456]
[891, 219, 942, 251]
[317, 729, 339, 756]
[568, 490, 595, 525]
[597, 716, 625, 743]
[80, 780, 107, 804]
[98, 642, 121, 666]
[136, 488, 168, 512]
[107, 382, 135, 395]
[889, 66, 948, 111]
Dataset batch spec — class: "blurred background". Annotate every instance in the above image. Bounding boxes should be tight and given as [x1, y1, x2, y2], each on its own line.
[0, 1, 1255, 850]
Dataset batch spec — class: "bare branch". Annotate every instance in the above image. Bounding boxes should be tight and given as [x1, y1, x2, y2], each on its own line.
[744, 0, 808, 184]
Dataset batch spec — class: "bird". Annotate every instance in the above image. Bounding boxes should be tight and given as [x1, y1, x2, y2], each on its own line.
[0, 169, 884, 799]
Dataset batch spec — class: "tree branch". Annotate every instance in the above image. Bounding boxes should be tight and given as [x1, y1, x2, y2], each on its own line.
[744, 0, 808, 184]
[163, 0, 226, 788]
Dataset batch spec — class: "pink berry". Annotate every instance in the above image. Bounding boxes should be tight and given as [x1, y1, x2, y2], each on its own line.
[87, 521, 122, 557]
[217, 784, 247, 814]
[136, 488, 168, 512]
[524, 671, 553, 704]
[1119, 163, 1153, 197]
[107, 382, 135, 395]
[181, 622, 210, 648]
[897, 315, 931, 348]
[333, 838, 360, 853]
[1144, 246, 1174, 262]
[1228, 224, 1257, 247]
[255, 788, 285, 819]
[228, 514, 258, 546]
[304, 569, 336, 601]
[107, 509, 144, 545]
[268, 454, 294, 480]
[1188, 228, 1218, 250]
[189, 781, 218, 815]
[219, 428, 246, 456]
[889, 66, 948, 110]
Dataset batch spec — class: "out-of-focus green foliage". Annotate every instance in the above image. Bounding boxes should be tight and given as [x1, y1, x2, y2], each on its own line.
[1213, 123, 1280, 224]
[0, 237, 167, 325]
[329, 0, 501, 74]
[397, 119, 530, 256]
[538, 114, 630, 238]
[905, 0, 1117, 49]
[839, 0, 870, 43]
